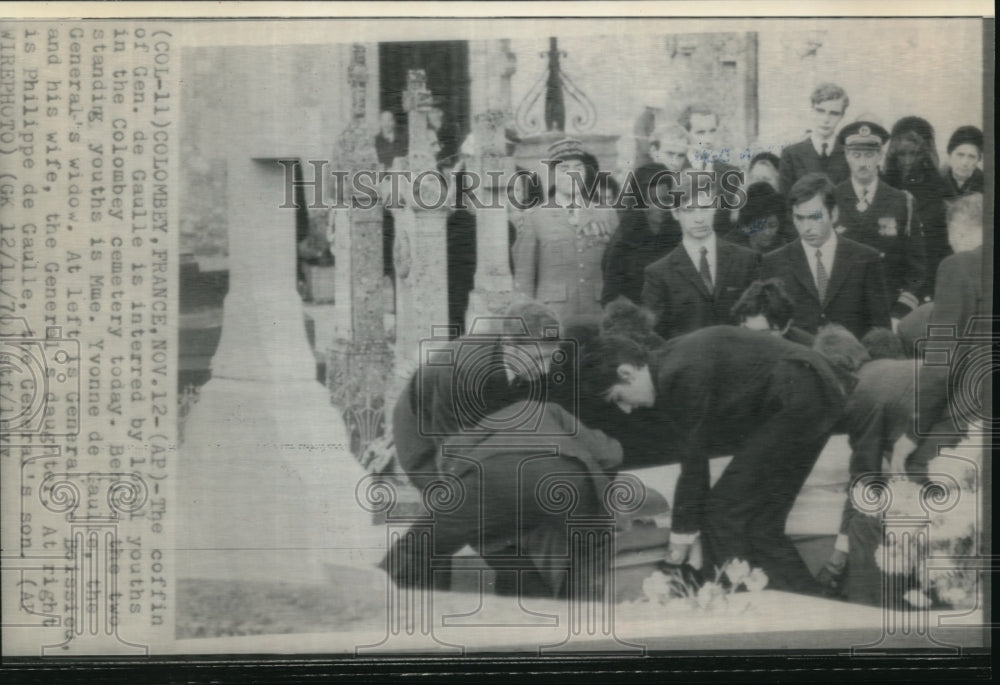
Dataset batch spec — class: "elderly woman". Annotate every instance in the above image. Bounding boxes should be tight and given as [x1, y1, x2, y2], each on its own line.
[512, 138, 618, 321]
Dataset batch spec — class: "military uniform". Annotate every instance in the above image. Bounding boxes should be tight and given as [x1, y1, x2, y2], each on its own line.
[833, 122, 925, 318]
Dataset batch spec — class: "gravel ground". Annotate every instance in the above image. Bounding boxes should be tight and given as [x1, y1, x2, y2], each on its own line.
[176, 577, 388, 639]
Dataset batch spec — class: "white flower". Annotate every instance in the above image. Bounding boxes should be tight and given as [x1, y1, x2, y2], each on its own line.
[874, 538, 921, 575]
[723, 559, 751, 587]
[744, 568, 769, 592]
[886, 479, 924, 518]
[928, 491, 978, 543]
[904, 590, 930, 608]
[696, 582, 725, 611]
[940, 585, 973, 609]
[926, 454, 979, 493]
[642, 571, 672, 605]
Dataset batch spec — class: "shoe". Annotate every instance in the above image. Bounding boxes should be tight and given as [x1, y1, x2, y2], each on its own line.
[815, 563, 847, 600]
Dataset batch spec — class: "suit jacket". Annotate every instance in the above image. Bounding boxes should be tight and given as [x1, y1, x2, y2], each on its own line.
[930, 246, 984, 333]
[778, 138, 851, 196]
[393, 338, 534, 479]
[833, 179, 926, 315]
[778, 137, 851, 196]
[512, 204, 618, 322]
[651, 326, 845, 535]
[941, 167, 984, 199]
[601, 209, 681, 305]
[761, 236, 891, 340]
[641, 239, 760, 339]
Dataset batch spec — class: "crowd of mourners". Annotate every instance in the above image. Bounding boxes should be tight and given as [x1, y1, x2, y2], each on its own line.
[373, 83, 987, 609]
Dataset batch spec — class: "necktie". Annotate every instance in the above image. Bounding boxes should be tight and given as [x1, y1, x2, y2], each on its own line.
[821, 142, 828, 158]
[815, 249, 828, 303]
[857, 189, 870, 213]
[699, 246, 713, 293]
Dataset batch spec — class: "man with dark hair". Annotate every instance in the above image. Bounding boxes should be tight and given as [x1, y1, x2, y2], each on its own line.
[730, 278, 815, 346]
[833, 121, 926, 325]
[580, 326, 846, 594]
[762, 173, 891, 340]
[942, 125, 984, 198]
[641, 172, 760, 339]
[778, 83, 852, 196]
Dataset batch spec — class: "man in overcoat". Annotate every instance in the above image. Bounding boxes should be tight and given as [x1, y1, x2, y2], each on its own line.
[580, 326, 847, 594]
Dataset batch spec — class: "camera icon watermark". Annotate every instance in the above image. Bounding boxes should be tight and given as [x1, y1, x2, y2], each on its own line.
[914, 316, 997, 437]
[418, 315, 578, 436]
[0, 317, 81, 437]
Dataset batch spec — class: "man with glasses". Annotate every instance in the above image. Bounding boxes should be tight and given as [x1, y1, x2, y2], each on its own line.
[778, 83, 852, 196]
[832, 121, 925, 329]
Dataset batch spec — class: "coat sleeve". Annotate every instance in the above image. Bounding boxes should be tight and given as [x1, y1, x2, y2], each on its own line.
[669, 439, 710, 537]
[863, 253, 892, 332]
[929, 253, 971, 331]
[778, 146, 797, 197]
[600, 231, 628, 305]
[641, 265, 672, 338]
[892, 192, 926, 317]
[511, 214, 539, 299]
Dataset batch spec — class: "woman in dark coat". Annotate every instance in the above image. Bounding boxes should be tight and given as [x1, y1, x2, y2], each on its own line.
[883, 117, 951, 297]
[600, 164, 682, 305]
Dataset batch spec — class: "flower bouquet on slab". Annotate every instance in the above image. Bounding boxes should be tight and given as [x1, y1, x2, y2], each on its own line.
[632, 558, 769, 615]
[858, 423, 984, 611]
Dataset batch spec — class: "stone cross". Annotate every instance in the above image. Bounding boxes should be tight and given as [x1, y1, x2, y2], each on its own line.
[329, 43, 392, 457]
[384, 71, 450, 417]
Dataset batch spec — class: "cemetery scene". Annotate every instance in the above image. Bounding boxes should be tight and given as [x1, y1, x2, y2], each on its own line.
[173, 22, 988, 651]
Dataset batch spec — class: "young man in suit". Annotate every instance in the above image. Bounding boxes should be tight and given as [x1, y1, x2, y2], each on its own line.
[761, 173, 891, 340]
[580, 327, 846, 594]
[833, 121, 927, 328]
[641, 172, 760, 340]
[778, 83, 852, 196]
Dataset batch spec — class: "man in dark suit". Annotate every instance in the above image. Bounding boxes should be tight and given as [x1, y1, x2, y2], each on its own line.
[778, 83, 852, 196]
[762, 173, 891, 340]
[833, 121, 926, 327]
[641, 172, 760, 339]
[580, 327, 846, 594]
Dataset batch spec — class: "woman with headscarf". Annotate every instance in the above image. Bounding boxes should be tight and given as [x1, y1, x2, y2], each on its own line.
[883, 116, 950, 297]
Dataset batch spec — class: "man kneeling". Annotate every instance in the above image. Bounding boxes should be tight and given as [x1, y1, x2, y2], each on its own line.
[579, 326, 847, 594]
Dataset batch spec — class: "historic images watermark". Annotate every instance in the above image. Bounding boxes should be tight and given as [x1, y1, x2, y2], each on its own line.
[278, 159, 748, 212]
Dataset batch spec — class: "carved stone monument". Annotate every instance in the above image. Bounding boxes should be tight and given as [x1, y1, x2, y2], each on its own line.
[176, 46, 382, 584]
[328, 44, 393, 457]
[384, 71, 451, 416]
